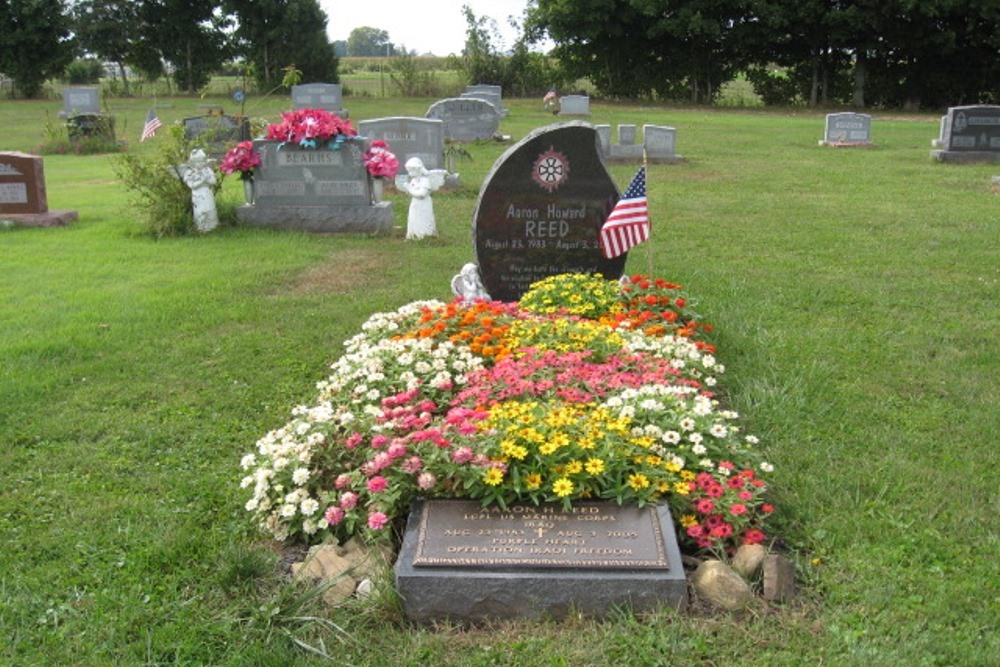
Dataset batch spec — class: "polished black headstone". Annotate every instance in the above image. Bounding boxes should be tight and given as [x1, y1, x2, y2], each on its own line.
[473, 122, 627, 302]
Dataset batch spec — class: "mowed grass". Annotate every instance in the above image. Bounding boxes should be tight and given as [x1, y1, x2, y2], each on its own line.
[1, 94, 998, 665]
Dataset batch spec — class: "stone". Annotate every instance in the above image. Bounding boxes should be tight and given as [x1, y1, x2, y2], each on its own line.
[691, 559, 753, 611]
[292, 541, 392, 605]
[731, 543, 767, 579]
[358, 117, 446, 170]
[643, 125, 680, 162]
[473, 121, 627, 302]
[558, 95, 590, 116]
[182, 114, 249, 156]
[820, 112, 873, 146]
[596, 124, 683, 164]
[236, 139, 393, 233]
[931, 105, 1000, 163]
[395, 499, 687, 623]
[451, 262, 491, 301]
[291, 82, 347, 117]
[762, 554, 797, 601]
[395, 157, 447, 239]
[0, 151, 78, 227]
[59, 86, 101, 118]
[177, 149, 219, 232]
[426, 98, 501, 142]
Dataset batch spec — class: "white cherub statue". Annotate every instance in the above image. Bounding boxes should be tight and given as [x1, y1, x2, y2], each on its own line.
[177, 149, 219, 232]
[395, 156, 446, 239]
[450, 262, 490, 302]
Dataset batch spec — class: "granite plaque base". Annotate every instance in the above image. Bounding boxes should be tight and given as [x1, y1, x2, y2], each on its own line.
[236, 203, 393, 233]
[930, 149, 1000, 164]
[395, 499, 688, 623]
[0, 210, 78, 227]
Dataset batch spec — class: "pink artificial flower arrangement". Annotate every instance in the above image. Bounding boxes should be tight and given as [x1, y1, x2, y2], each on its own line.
[219, 141, 261, 179]
[363, 140, 399, 179]
[265, 108, 357, 149]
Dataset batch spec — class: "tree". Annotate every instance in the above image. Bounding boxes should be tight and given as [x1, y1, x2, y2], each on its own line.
[139, 0, 231, 93]
[226, 0, 339, 91]
[0, 0, 74, 98]
[346, 26, 394, 57]
[71, 0, 143, 95]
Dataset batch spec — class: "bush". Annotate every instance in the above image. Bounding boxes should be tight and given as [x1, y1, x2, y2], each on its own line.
[64, 59, 104, 84]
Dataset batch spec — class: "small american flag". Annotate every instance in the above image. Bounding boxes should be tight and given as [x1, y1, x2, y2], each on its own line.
[599, 167, 650, 259]
[140, 109, 162, 142]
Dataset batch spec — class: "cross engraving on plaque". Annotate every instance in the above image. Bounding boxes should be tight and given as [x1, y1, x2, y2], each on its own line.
[534, 527, 547, 538]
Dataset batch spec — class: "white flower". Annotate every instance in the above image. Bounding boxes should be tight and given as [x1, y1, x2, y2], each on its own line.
[245, 498, 259, 511]
[692, 444, 707, 455]
[300, 498, 319, 516]
[679, 418, 696, 431]
[760, 461, 774, 473]
[279, 503, 297, 518]
[240, 453, 256, 469]
[709, 424, 728, 438]
[302, 519, 318, 535]
[240, 475, 254, 488]
[745, 435, 760, 445]
[292, 468, 310, 485]
[688, 432, 703, 445]
[662, 431, 681, 444]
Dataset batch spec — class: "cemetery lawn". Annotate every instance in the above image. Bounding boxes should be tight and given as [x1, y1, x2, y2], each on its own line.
[1, 95, 998, 666]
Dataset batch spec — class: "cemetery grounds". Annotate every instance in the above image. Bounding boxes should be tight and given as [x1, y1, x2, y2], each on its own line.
[0, 93, 997, 665]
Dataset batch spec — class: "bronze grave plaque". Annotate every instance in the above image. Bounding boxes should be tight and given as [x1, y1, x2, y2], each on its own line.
[411, 500, 670, 569]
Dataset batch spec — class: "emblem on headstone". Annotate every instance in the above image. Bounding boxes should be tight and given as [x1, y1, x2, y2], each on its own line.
[532, 146, 569, 193]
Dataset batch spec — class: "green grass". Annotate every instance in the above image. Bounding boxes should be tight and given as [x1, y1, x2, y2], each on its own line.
[2, 94, 998, 665]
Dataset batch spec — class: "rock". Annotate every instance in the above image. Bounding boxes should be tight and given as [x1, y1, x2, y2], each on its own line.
[762, 554, 797, 601]
[731, 544, 767, 579]
[356, 578, 373, 599]
[691, 559, 753, 611]
[290, 541, 396, 606]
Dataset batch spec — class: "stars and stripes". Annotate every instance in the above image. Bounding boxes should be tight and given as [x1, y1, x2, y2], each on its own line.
[599, 166, 650, 259]
[140, 109, 162, 142]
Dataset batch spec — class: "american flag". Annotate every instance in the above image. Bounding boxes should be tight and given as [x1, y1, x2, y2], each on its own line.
[140, 109, 162, 142]
[599, 166, 650, 259]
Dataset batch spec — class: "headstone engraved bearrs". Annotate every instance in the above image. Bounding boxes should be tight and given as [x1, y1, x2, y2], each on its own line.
[359, 117, 446, 170]
[473, 122, 627, 302]
[820, 112, 873, 146]
[0, 152, 78, 226]
[395, 499, 687, 622]
[426, 98, 501, 142]
[931, 105, 1000, 163]
[234, 139, 392, 233]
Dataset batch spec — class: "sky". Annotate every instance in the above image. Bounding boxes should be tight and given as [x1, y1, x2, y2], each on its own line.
[319, 0, 540, 57]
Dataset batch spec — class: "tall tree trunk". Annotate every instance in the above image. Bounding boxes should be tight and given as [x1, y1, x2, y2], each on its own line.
[852, 51, 866, 107]
[116, 60, 130, 96]
[810, 56, 820, 107]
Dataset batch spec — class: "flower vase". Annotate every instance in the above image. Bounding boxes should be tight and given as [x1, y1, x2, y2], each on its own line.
[371, 178, 384, 204]
[242, 177, 255, 205]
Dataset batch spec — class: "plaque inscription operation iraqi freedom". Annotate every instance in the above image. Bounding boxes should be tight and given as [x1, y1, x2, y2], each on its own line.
[411, 500, 671, 569]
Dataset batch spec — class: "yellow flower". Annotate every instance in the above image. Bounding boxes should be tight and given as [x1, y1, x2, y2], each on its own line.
[680, 514, 698, 528]
[538, 442, 558, 455]
[565, 460, 583, 475]
[584, 458, 605, 475]
[483, 468, 504, 486]
[674, 481, 691, 495]
[680, 470, 696, 482]
[628, 473, 650, 491]
[525, 473, 542, 490]
[552, 477, 574, 497]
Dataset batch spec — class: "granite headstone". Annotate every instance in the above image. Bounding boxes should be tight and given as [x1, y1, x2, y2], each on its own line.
[359, 117, 446, 170]
[291, 83, 347, 117]
[395, 499, 688, 622]
[60, 87, 101, 117]
[820, 112, 873, 146]
[0, 152, 78, 226]
[472, 122, 627, 302]
[426, 98, 501, 141]
[931, 105, 1000, 163]
[182, 114, 249, 155]
[558, 95, 590, 116]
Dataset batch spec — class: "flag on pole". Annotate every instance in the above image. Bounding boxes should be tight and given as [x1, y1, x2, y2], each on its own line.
[140, 109, 162, 142]
[599, 166, 650, 259]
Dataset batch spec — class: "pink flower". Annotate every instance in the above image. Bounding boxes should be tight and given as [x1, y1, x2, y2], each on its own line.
[367, 512, 389, 530]
[367, 476, 388, 493]
[401, 456, 424, 473]
[738, 490, 754, 501]
[371, 434, 388, 448]
[344, 432, 363, 449]
[219, 141, 260, 176]
[709, 523, 734, 538]
[706, 483, 725, 498]
[695, 498, 715, 514]
[451, 447, 474, 464]
[417, 471, 436, 490]
[743, 529, 766, 545]
[324, 506, 345, 525]
[334, 473, 352, 489]
[729, 503, 748, 516]
[339, 492, 358, 510]
[686, 525, 704, 538]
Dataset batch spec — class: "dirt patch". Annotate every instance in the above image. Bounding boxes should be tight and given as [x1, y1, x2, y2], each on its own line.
[282, 248, 391, 295]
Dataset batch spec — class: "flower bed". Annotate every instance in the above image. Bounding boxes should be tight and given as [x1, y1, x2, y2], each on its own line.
[240, 273, 775, 554]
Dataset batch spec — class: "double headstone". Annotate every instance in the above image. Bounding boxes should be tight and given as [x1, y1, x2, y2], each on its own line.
[0, 152, 78, 227]
[820, 112, 873, 146]
[358, 117, 446, 170]
[472, 121, 628, 302]
[426, 98, 501, 142]
[60, 86, 114, 143]
[930, 105, 1000, 163]
[234, 139, 392, 233]
[291, 83, 348, 118]
[461, 84, 507, 117]
[596, 124, 682, 164]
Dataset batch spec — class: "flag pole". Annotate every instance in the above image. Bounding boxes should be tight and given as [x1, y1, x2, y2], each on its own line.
[643, 148, 653, 276]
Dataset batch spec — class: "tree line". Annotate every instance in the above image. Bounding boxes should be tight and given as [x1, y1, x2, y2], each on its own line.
[525, 0, 1000, 108]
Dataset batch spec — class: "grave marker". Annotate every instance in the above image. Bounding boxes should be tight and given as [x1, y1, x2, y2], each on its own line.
[426, 98, 501, 141]
[931, 105, 1000, 163]
[558, 95, 590, 116]
[182, 114, 250, 156]
[820, 112, 873, 146]
[472, 122, 626, 302]
[0, 152, 78, 226]
[291, 83, 347, 117]
[358, 117, 446, 170]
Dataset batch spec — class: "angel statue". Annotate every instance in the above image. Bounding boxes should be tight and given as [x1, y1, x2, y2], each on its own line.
[395, 157, 447, 240]
[450, 263, 490, 302]
[176, 149, 219, 232]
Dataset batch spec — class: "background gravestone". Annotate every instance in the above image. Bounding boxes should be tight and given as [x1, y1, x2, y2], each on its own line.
[558, 95, 590, 116]
[426, 98, 501, 141]
[930, 105, 1000, 163]
[473, 122, 627, 302]
[59, 87, 101, 118]
[291, 83, 347, 117]
[182, 114, 249, 156]
[0, 152, 78, 226]
[820, 112, 873, 146]
[359, 117, 445, 170]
